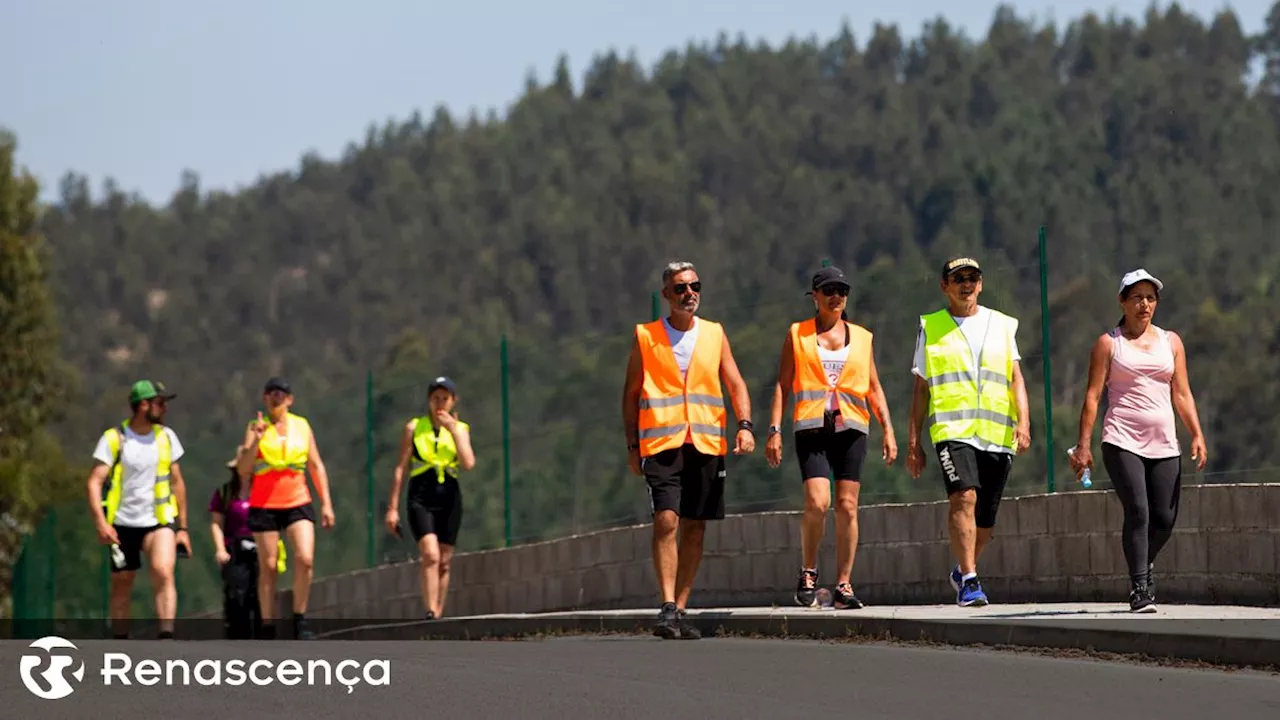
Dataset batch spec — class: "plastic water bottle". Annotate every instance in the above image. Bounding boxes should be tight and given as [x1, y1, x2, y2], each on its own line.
[815, 588, 833, 608]
[1066, 446, 1093, 488]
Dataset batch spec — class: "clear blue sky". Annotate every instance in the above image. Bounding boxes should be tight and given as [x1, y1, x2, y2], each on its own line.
[2, 0, 1266, 206]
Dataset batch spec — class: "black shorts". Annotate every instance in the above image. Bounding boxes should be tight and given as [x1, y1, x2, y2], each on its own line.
[935, 441, 1012, 528]
[406, 476, 463, 546]
[643, 444, 726, 521]
[247, 504, 315, 534]
[795, 426, 868, 482]
[110, 524, 173, 573]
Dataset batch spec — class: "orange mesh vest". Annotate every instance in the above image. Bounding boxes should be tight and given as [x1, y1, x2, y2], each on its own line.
[635, 318, 727, 457]
[249, 412, 313, 509]
[790, 318, 873, 433]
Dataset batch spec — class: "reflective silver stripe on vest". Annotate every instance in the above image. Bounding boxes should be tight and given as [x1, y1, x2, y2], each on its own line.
[927, 408, 1016, 428]
[927, 369, 1010, 389]
[638, 424, 687, 439]
[253, 462, 306, 474]
[795, 389, 869, 410]
[690, 423, 724, 438]
[639, 393, 725, 409]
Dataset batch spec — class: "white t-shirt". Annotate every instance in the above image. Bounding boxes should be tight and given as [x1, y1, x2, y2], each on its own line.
[93, 425, 185, 528]
[662, 317, 700, 379]
[911, 306, 1020, 454]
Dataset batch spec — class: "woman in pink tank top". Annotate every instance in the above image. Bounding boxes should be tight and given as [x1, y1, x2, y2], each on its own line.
[1070, 269, 1207, 614]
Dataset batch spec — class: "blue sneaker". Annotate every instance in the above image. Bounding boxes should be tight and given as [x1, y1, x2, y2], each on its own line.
[949, 565, 963, 594]
[957, 576, 988, 607]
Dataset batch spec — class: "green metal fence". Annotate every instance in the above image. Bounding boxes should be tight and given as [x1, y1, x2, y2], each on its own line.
[7, 229, 1267, 627]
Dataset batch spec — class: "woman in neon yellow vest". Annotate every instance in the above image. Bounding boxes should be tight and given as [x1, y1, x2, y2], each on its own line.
[237, 376, 335, 640]
[384, 376, 475, 619]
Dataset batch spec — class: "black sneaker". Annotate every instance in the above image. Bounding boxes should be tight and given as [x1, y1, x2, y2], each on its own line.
[424, 610, 436, 621]
[293, 614, 314, 640]
[676, 608, 701, 640]
[653, 602, 679, 639]
[795, 568, 819, 607]
[833, 582, 864, 609]
[1129, 582, 1157, 613]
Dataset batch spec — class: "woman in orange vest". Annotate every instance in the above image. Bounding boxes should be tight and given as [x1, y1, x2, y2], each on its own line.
[766, 266, 897, 610]
[236, 376, 335, 640]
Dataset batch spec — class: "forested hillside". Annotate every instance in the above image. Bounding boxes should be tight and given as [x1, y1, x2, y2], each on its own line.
[15, 3, 1280, 614]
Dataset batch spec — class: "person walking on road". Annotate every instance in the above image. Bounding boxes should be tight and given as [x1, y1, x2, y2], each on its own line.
[237, 376, 335, 640]
[622, 260, 756, 640]
[385, 376, 475, 620]
[1069, 269, 1207, 613]
[766, 265, 897, 610]
[211, 448, 259, 638]
[86, 379, 192, 639]
[907, 256, 1031, 607]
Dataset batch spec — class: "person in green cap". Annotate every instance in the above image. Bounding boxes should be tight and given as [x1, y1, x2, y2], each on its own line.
[85, 379, 192, 639]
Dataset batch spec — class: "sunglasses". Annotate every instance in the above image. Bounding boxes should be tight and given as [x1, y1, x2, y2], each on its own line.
[950, 272, 981, 284]
[672, 281, 701, 295]
[818, 285, 849, 297]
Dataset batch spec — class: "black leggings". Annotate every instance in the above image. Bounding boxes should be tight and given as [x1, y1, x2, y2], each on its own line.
[1101, 443, 1182, 583]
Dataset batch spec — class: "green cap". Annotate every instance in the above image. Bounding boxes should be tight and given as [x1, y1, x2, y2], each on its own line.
[129, 379, 177, 404]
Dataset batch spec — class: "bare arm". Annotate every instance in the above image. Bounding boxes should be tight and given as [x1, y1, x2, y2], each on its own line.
[1075, 334, 1111, 448]
[1169, 331, 1207, 464]
[908, 375, 929, 449]
[621, 336, 643, 446]
[451, 420, 476, 471]
[307, 432, 332, 509]
[210, 509, 227, 554]
[1011, 360, 1031, 430]
[86, 462, 111, 527]
[769, 332, 795, 431]
[719, 332, 753, 425]
[170, 461, 189, 531]
[388, 421, 416, 513]
[867, 338, 894, 435]
[236, 424, 258, 479]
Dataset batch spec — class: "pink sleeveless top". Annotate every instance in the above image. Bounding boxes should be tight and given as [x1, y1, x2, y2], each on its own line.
[1101, 326, 1180, 459]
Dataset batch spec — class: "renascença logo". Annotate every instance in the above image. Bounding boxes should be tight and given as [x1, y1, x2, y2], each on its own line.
[19, 636, 86, 700]
[17, 635, 390, 697]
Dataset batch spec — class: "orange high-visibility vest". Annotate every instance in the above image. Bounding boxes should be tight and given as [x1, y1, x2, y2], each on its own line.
[250, 412, 313, 509]
[635, 318, 727, 457]
[790, 318, 872, 434]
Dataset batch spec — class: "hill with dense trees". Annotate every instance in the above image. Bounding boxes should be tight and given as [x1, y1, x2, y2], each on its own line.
[9, 2, 1280, 615]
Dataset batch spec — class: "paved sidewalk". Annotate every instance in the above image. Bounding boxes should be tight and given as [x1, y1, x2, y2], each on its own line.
[314, 602, 1280, 667]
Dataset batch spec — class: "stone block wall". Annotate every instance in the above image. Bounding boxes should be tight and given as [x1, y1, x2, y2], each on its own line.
[249, 483, 1279, 620]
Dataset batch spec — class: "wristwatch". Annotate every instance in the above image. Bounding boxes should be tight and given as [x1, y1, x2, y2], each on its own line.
[738, 420, 753, 432]
[767, 425, 781, 437]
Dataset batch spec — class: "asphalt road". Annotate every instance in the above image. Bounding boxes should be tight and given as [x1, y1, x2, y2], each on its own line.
[3, 636, 1278, 719]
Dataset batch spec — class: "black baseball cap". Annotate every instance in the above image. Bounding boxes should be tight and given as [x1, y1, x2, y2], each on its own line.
[941, 255, 982, 278]
[428, 376, 458, 395]
[809, 266, 850, 294]
[263, 376, 292, 394]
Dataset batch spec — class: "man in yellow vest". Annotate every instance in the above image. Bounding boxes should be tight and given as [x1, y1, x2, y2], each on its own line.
[907, 256, 1031, 607]
[86, 380, 191, 639]
[622, 260, 756, 640]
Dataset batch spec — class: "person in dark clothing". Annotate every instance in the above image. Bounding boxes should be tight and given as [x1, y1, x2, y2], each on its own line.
[209, 447, 281, 639]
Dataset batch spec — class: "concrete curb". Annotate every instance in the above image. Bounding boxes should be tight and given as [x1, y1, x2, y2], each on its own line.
[312, 608, 1280, 669]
